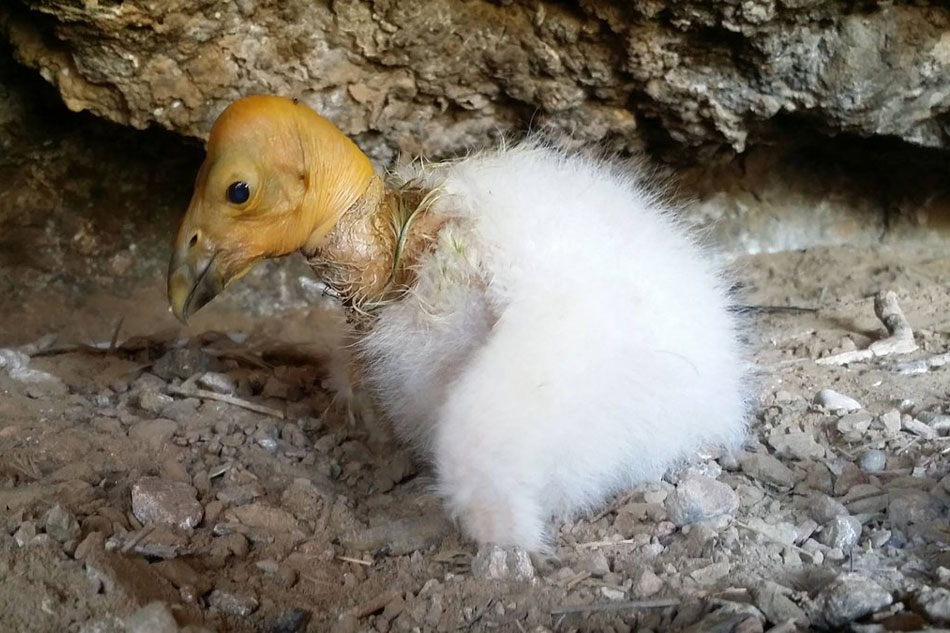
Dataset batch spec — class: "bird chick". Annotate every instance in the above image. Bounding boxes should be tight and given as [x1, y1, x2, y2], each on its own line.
[169, 95, 748, 551]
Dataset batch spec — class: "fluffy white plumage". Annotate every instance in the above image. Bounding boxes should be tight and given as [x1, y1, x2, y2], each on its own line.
[360, 143, 747, 551]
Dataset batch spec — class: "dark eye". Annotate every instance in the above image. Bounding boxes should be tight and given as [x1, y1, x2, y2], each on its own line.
[226, 181, 250, 204]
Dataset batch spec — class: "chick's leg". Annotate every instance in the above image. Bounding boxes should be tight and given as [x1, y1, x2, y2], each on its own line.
[437, 464, 547, 551]
[431, 330, 556, 551]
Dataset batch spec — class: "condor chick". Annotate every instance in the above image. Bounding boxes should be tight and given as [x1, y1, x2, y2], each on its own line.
[168, 95, 747, 551]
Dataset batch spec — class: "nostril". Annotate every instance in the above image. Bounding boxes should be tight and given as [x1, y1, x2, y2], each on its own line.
[189, 233, 199, 248]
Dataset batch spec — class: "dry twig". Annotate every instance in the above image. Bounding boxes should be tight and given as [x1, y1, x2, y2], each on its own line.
[167, 385, 285, 419]
[337, 555, 373, 566]
[817, 290, 917, 365]
[551, 598, 680, 616]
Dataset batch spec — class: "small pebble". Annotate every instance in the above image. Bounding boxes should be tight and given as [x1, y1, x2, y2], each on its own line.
[901, 416, 936, 439]
[754, 582, 807, 625]
[131, 477, 203, 530]
[768, 432, 825, 460]
[858, 449, 886, 473]
[808, 494, 850, 525]
[913, 587, 950, 624]
[267, 608, 311, 633]
[125, 601, 179, 633]
[471, 545, 535, 581]
[573, 551, 610, 578]
[879, 409, 902, 435]
[813, 573, 892, 628]
[197, 372, 236, 395]
[14, 522, 37, 547]
[739, 452, 801, 488]
[208, 588, 259, 617]
[836, 411, 873, 440]
[814, 389, 862, 412]
[664, 475, 738, 526]
[599, 586, 626, 601]
[44, 504, 81, 543]
[631, 567, 663, 597]
[817, 515, 862, 550]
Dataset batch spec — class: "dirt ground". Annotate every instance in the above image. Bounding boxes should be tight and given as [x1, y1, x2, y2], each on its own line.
[4, 56, 950, 633]
[6, 237, 950, 633]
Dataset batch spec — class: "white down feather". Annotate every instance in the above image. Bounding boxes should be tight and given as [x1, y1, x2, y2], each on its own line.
[359, 143, 748, 551]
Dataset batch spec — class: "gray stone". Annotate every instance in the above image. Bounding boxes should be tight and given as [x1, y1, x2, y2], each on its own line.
[266, 608, 311, 633]
[690, 561, 731, 586]
[208, 588, 259, 617]
[152, 348, 216, 381]
[665, 475, 739, 526]
[471, 545, 535, 581]
[14, 521, 36, 547]
[136, 390, 174, 415]
[126, 601, 179, 633]
[814, 389, 862, 412]
[739, 452, 801, 488]
[901, 417, 937, 439]
[879, 410, 902, 436]
[858, 449, 886, 473]
[817, 515, 862, 550]
[44, 504, 81, 543]
[599, 586, 626, 601]
[131, 477, 203, 530]
[0, 348, 65, 388]
[745, 518, 799, 545]
[836, 412, 873, 441]
[768, 432, 825, 460]
[573, 551, 611, 578]
[888, 489, 940, 528]
[812, 573, 892, 629]
[196, 372, 236, 395]
[631, 567, 663, 598]
[215, 483, 265, 506]
[913, 586, 950, 624]
[754, 582, 807, 625]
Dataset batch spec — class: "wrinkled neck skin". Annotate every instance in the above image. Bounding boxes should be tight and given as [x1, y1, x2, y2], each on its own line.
[302, 173, 443, 314]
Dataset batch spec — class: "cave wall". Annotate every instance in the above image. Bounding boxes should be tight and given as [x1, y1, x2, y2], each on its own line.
[4, 0, 950, 164]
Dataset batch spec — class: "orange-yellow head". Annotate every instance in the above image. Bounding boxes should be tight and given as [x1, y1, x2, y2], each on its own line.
[168, 95, 376, 321]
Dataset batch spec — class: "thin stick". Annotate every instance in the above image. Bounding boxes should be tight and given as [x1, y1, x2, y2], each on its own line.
[817, 290, 918, 366]
[565, 571, 591, 591]
[167, 385, 285, 419]
[121, 523, 155, 554]
[337, 555, 373, 566]
[108, 317, 124, 355]
[551, 598, 680, 616]
[587, 490, 636, 523]
[576, 538, 639, 549]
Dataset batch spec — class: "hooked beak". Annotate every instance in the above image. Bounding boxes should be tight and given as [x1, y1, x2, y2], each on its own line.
[167, 235, 224, 323]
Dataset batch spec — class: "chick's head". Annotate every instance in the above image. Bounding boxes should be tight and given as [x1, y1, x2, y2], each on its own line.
[168, 95, 376, 321]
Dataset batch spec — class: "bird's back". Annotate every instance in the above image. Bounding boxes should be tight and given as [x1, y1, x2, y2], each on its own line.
[367, 143, 747, 532]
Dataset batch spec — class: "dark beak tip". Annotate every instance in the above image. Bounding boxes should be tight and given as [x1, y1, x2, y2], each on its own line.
[170, 305, 190, 324]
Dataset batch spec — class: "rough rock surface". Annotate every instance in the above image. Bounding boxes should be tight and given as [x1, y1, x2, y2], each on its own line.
[4, 0, 950, 162]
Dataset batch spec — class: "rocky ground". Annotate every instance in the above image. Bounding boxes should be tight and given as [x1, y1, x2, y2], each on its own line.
[5, 236, 950, 633]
